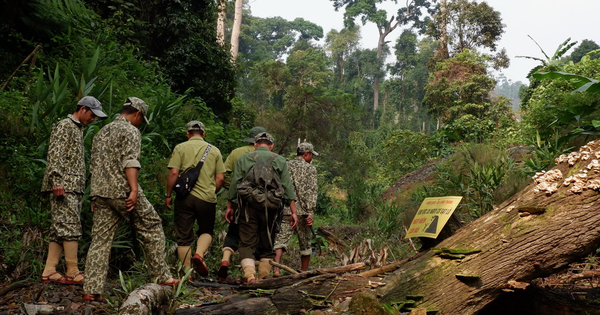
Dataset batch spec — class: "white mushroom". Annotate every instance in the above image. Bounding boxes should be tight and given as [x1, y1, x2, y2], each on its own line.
[588, 179, 600, 190]
[555, 154, 568, 164]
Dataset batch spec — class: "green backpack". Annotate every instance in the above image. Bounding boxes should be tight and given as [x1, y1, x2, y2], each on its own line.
[236, 151, 285, 212]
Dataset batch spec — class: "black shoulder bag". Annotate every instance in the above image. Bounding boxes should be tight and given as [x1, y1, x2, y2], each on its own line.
[173, 144, 212, 198]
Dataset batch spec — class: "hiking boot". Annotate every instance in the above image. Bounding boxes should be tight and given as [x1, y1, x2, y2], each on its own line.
[217, 261, 229, 281]
[192, 254, 209, 277]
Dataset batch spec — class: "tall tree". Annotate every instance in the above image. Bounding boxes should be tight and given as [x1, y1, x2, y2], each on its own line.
[424, 50, 513, 140]
[437, 0, 449, 59]
[217, 0, 226, 46]
[331, 0, 434, 113]
[325, 26, 361, 82]
[238, 16, 323, 62]
[230, 0, 243, 62]
[429, 0, 508, 69]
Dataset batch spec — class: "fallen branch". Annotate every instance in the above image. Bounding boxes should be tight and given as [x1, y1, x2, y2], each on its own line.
[0, 281, 32, 297]
[269, 260, 299, 274]
[241, 262, 366, 290]
[358, 252, 427, 278]
[321, 262, 365, 274]
[1, 44, 42, 92]
[118, 283, 172, 315]
[358, 259, 409, 278]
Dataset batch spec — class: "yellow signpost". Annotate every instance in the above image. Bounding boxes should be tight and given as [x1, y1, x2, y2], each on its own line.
[405, 196, 462, 239]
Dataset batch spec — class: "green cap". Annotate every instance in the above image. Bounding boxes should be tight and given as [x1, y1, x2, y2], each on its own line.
[244, 126, 267, 144]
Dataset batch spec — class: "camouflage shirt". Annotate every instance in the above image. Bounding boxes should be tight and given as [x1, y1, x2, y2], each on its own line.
[283, 156, 317, 216]
[90, 116, 144, 199]
[41, 114, 85, 193]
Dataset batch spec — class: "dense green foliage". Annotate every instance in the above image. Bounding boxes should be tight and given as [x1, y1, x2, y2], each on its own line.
[1, 0, 600, 298]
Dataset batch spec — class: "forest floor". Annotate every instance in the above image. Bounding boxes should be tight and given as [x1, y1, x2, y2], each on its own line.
[4, 254, 600, 314]
[0, 223, 374, 315]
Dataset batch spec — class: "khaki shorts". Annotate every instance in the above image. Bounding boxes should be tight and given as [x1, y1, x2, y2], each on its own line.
[48, 192, 83, 242]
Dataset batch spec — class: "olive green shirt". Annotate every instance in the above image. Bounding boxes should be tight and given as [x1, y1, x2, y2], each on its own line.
[41, 114, 86, 193]
[168, 136, 225, 203]
[223, 144, 255, 190]
[228, 146, 296, 205]
[90, 116, 144, 199]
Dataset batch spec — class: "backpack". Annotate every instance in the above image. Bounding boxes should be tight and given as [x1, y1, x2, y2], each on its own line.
[173, 144, 212, 198]
[236, 151, 285, 212]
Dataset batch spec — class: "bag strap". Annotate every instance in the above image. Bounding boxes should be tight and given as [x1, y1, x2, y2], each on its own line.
[265, 153, 278, 166]
[190, 144, 212, 172]
[200, 144, 212, 163]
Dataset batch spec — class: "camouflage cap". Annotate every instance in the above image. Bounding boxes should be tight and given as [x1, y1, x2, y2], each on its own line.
[186, 120, 205, 132]
[244, 126, 267, 143]
[255, 132, 274, 144]
[77, 96, 107, 118]
[298, 142, 319, 156]
[124, 97, 149, 123]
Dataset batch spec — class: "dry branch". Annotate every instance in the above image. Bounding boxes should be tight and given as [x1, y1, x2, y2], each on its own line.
[1, 44, 42, 92]
[240, 262, 365, 290]
[269, 260, 298, 274]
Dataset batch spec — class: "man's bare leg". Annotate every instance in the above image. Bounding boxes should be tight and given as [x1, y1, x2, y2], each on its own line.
[273, 248, 284, 277]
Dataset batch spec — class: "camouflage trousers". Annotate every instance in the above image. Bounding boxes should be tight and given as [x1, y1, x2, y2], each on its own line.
[273, 215, 312, 256]
[83, 196, 172, 295]
[48, 192, 83, 243]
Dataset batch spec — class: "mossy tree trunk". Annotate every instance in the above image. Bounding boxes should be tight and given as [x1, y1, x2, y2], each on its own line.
[376, 142, 600, 314]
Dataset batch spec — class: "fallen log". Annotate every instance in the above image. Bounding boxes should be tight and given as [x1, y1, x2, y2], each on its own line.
[240, 262, 365, 290]
[119, 283, 171, 315]
[177, 274, 384, 314]
[374, 140, 600, 314]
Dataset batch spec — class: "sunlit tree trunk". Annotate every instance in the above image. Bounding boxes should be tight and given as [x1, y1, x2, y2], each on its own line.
[230, 0, 243, 63]
[438, 0, 449, 59]
[216, 0, 226, 46]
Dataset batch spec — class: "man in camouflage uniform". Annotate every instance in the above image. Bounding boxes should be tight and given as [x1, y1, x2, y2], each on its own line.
[83, 97, 179, 301]
[41, 96, 107, 285]
[165, 120, 225, 277]
[273, 142, 318, 276]
[217, 126, 266, 281]
[225, 132, 298, 282]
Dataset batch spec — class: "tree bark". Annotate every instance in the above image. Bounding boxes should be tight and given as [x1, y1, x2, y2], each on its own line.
[374, 141, 600, 314]
[230, 0, 243, 63]
[119, 283, 171, 315]
[437, 0, 449, 60]
[216, 0, 226, 46]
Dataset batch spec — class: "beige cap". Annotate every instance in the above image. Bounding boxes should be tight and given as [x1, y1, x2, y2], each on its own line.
[124, 97, 149, 123]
